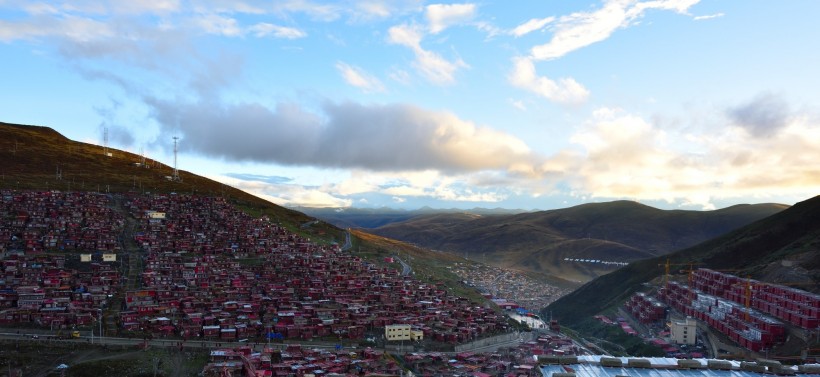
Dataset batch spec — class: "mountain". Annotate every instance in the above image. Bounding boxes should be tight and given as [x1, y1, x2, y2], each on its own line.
[546, 195, 820, 326]
[367, 200, 787, 283]
[0, 122, 329, 228]
[0, 121, 497, 296]
[292, 206, 531, 229]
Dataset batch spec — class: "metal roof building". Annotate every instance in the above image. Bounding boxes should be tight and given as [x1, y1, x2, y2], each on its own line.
[539, 356, 820, 377]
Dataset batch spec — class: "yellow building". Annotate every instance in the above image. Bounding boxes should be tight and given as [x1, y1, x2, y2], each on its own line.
[385, 324, 423, 341]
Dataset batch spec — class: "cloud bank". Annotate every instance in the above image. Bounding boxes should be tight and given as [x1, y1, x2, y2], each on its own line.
[147, 90, 820, 209]
[146, 98, 539, 173]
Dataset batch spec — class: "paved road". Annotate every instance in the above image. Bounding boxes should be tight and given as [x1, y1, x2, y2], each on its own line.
[341, 230, 352, 251]
[0, 331, 346, 351]
[394, 255, 412, 276]
[301, 220, 319, 229]
[0, 326, 535, 356]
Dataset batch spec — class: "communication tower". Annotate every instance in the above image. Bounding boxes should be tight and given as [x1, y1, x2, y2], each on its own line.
[172, 136, 180, 181]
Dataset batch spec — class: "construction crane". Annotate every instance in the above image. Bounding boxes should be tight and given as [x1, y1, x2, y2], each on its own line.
[658, 258, 702, 291]
[731, 278, 817, 322]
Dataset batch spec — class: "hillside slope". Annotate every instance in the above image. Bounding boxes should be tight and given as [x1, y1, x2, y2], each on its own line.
[0, 121, 501, 294]
[0, 122, 319, 228]
[369, 200, 786, 282]
[546, 195, 820, 326]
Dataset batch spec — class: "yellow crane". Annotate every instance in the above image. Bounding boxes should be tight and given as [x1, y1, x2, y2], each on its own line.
[658, 257, 701, 291]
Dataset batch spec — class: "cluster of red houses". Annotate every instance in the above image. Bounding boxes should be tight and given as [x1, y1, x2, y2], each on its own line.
[625, 292, 666, 324]
[658, 269, 801, 352]
[202, 344, 401, 377]
[688, 269, 820, 330]
[0, 191, 123, 328]
[0, 190, 123, 254]
[120, 193, 510, 344]
[0, 257, 119, 327]
[202, 332, 580, 377]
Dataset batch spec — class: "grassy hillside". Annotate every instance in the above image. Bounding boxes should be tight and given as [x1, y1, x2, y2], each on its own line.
[0, 121, 505, 304]
[546, 195, 820, 327]
[0, 122, 317, 227]
[369, 200, 786, 282]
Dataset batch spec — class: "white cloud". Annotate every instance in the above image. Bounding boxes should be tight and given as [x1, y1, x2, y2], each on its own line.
[542, 104, 820, 209]
[384, 185, 428, 197]
[333, 170, 508, 203]
[474, 21, 503, 38]
[267, 0, 341, 22]
[509, 99, 527, 111]
[33, 0, 182, 16]
[333, 171, 380, 196]
[349, 0, 424, 21]
[413, 49, 468, 85]
[192, 17, 307, 39]
[216, 173, 352, 208]
[508, 0, 699, 104]
[387, 23, 423, 48]
[335, 62, 386, 93]
[387, 24, 468, 85]
[389, 68, 412, 85]
[694, 12, 724, 21]
[249, 23, 306, 39]
[508, 57, 589, 105]
[356, 1, 392, 18]
[193, 14, 243, 37]
[530, 0, 700, 61]
[22, 3, 60, 15]
[510, 16, 554, 37]
[0, 14, 115, 43]
[110, 0, 181, 15]
[426, 3, 476, 34]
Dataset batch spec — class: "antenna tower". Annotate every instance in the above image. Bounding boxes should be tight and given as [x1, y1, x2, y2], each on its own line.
[172, 136, 180, 181]
[103, 127, 109, 156]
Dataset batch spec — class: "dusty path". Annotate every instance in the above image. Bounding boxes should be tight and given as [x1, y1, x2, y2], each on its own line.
[102, 195, 144, 336]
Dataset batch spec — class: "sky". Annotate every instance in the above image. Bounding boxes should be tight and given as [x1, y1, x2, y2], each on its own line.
[1, 0, 819, 211]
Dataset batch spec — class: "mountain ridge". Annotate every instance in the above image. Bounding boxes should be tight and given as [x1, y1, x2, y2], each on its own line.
[546, 194, 820, 326]
[366, 200, 787, 283]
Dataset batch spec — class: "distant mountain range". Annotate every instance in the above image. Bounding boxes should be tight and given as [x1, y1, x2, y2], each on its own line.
[364, 200, 787, 283]
[292, 206, 532, 229]
[547, 194, 820, 326]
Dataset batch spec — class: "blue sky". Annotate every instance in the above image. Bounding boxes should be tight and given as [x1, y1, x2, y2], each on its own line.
[1, 0, 819, 210]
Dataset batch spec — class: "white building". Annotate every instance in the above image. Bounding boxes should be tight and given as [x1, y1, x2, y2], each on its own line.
[670, 317, 697, 345]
